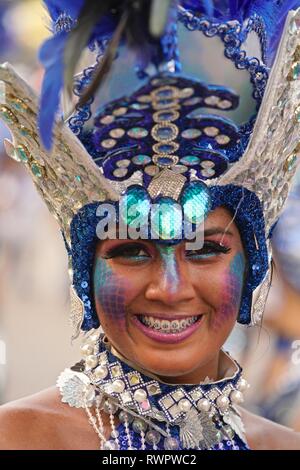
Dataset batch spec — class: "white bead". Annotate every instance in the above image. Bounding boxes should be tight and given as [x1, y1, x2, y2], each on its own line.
[103, 440, 118, 450]
[85, 355, 98, 369]
[80, 344, 93, 357]
[230, 390, 244, 404]
[112, 379, 125, 393]
[178, 399, 192, 412]
[94, 365, 108, 380]
[133, 389, 147, 403]
[88, 332, 100, 344]
[216, 395, 230, 411]
[237, 378, 248, 392]
[197, 398, 211, 412]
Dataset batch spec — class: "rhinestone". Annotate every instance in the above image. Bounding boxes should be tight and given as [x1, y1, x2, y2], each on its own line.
[113, 107, 127, 116]
[112, 379, 126, 393]
[119, 411, 134, 423]
[291, 61, 300, 80]
[101, 138, 116, 148]
[144, 165, 160, 176]
[133, 389, 147, 403]
[201, 168, 216, 177]
[85, 355, 98, 369]
[131, 102, 149, 109]
[109, 128, 125, 138]
[284, 153, 298, 172]
[204, 126, 219, 137]
[153, 142, 179, 154]
[153, 109, 179, 122]
[128, 373, 141, 386]
[137, 95, 152, 103]
[201, 160, 215, 169]
[190, 389, 203, 400]
[161, 396, 175, 409]
[181, 155, 200, 165]
[146, 383, 161, 396]
[113, 168, 128, 177]
[116, 159, 130, 167]
[204, 95, 220, 106]
[152, 154, 178, 167]
[16, 145, 30, 163]
[140, 399, 151, 411]
[172, 164, 188, 173]
[179, 87, 194, 98]
[181, 128, 202, 139]
[172, 389, 185, 400]
[164, 437, 180, 450]
[100, 115, 115, 124]
[120, 391, 132, 404]
[132, 154, 151, 165]
[152, 123, 178, 141]
[183, 96, 202, 106]
[31, 162, 44, 178]
[127, 127, 148, 138]
[168, 404, 180, 418]
[218, 99, 232, 109]
[145, 430, 161, 445]
[111, 365, 122, 377]
[215, 134, 231, 145]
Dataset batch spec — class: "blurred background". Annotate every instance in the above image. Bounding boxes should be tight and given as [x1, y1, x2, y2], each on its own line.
[0, 0, 299, 433]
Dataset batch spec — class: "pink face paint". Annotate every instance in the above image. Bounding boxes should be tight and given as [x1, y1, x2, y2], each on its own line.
[212, 252, 245, 331]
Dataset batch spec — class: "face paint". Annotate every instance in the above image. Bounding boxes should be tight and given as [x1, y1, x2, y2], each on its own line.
[158, 245, 180, 294]
[93, 257, 128, 327]
[212, 252, 245, 331]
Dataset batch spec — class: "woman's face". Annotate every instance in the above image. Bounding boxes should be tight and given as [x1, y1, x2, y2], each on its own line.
[93, 207, 246, 383]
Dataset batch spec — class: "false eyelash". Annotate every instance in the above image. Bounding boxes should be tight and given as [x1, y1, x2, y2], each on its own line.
[186, 241, 231, 256]
[102, 242, 150, 259]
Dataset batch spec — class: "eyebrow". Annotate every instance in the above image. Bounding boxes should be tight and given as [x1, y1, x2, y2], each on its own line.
[204, 227, 234, 237]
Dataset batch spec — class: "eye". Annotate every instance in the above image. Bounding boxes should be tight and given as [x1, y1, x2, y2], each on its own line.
[102, 243, 151, 261]
[185, 241, 231, 260]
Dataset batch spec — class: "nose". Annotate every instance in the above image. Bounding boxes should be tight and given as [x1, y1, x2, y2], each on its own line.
[144, 247, 196, 305]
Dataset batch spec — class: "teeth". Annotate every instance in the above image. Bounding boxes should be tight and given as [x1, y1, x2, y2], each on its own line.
[138, 315, 199, 333]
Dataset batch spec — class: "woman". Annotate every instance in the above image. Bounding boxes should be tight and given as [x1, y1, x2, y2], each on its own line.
[0, 0, 300, 450]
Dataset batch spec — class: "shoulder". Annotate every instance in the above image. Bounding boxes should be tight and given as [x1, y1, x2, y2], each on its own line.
[0, 387, 99, 450]
[240, 407, 300, 450]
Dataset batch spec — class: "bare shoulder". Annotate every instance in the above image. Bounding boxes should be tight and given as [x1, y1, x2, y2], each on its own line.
[0, 387, 99, 450]
[240, 406, 300, 450]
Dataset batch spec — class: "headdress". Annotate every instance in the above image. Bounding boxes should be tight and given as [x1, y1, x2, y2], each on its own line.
[1, 0, 300, 336]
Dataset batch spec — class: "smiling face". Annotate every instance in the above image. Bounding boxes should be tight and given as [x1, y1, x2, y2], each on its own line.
[93, 207, 246, 384]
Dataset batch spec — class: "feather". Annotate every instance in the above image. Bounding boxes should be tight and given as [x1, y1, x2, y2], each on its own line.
[77, 10, 129, 108]
[43, 0, 84, 22]
[64, 0, 113, 99]
[38, 32, 67, 150]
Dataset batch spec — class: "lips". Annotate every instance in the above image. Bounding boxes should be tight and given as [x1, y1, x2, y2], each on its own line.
[131, 313, 203, 344]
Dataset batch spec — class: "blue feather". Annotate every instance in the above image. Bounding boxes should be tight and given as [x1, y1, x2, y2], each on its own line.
[43, 0, 84, 22]
[38, 32, 68, 150]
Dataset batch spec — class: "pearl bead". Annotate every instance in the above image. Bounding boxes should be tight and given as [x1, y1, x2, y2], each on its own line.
[216, 395, 230, 411]
[103, 440, 118, 450]
[237, 378, 248, 392]
[88, 332, 100, 344]
[164, 437, 180, 450]
[80, 344, 93, 357]
[132, 418, 148, 433]
[133, 389, 147, 403]
[230, 390, 244, 404]
[112, 379, 125, 393]
[85, 355, 98, 369]
[94, 365, 108, 380]
[103, 400, 118, 414]
[178, 399, 192, 412]
[197, 398, 211, 412]
[145, 430, 161, 445]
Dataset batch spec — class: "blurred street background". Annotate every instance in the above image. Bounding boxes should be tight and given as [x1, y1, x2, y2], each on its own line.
[0, 0, 299, 432]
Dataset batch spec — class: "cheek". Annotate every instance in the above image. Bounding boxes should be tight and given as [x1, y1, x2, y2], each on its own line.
[93, 258, 134, 324]
[211, 252, 245, 331]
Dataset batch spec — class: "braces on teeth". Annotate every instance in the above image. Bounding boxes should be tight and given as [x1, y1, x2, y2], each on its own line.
[139, 315, 199, 333]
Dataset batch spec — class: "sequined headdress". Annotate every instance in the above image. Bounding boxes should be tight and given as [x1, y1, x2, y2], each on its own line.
[1, 0, 300, 333]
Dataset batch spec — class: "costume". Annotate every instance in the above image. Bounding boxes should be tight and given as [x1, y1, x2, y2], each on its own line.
[1, 0, 300, 450]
